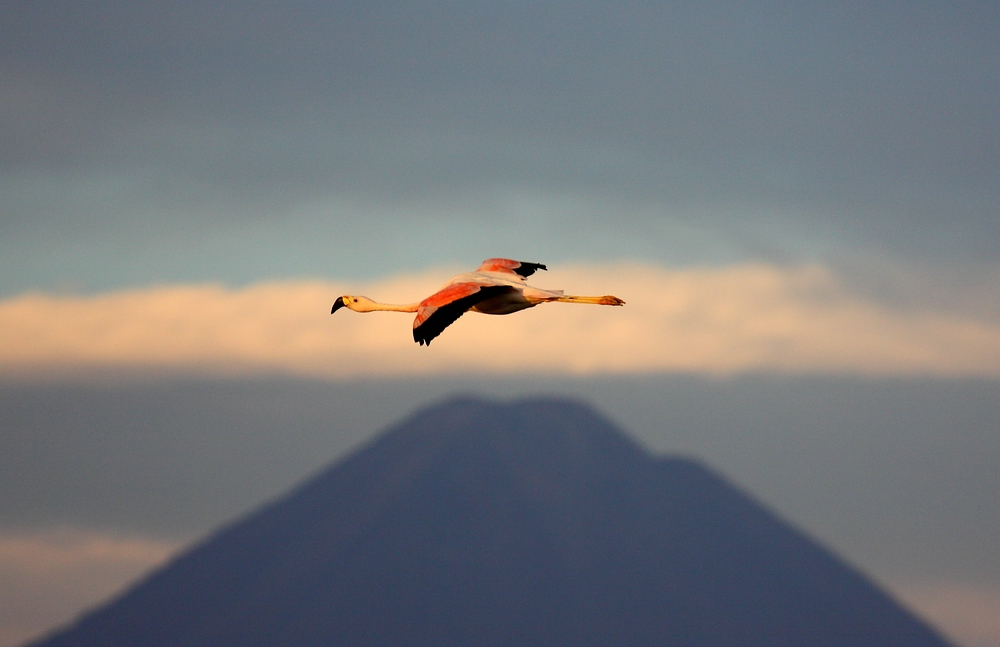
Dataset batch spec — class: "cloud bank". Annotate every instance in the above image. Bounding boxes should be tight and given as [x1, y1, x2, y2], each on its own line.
[2, 263, 999, 380]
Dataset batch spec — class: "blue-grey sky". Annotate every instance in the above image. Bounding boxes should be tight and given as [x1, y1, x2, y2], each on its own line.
[2, 1, 998, 295]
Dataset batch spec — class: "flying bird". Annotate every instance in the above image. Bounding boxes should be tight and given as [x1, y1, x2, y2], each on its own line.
[331, 258, 625, 346]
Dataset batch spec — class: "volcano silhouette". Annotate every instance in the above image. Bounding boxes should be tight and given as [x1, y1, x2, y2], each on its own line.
[29, 397, 950, 647]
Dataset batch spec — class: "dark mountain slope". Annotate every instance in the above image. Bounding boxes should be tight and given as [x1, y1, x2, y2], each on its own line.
[29, 396, 950, 647]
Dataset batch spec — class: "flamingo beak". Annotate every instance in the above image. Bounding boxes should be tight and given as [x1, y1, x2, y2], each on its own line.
[331, 297, 346, 314]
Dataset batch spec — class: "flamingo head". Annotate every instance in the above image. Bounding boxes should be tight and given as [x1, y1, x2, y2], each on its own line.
[331, 295, 377, 313]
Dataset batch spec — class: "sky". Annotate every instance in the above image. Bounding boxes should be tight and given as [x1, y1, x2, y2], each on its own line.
[1, 1, 999, 646]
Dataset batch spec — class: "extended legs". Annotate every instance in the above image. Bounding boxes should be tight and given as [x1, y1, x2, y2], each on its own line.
[554, 295, 625, 306]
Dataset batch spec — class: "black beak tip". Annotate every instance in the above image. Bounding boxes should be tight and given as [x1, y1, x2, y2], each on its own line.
[331, 297, 345, 314]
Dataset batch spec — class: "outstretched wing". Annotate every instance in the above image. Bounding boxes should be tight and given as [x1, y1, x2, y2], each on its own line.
[413, 284, 514, 346]
[476, 258, 547, 279]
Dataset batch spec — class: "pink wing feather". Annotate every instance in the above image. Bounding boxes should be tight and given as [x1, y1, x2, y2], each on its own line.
[412, 282, 514, 346]
[411, 260, 546, 345]
[413, 283, 483, 329]
[476, 258, 546, 278]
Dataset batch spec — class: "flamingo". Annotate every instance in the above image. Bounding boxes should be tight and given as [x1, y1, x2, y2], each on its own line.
[331, 258, 625, 346]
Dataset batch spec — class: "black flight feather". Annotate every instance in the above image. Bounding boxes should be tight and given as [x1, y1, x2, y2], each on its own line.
[513, 262, 547, 278]
[414, 285, 514, 346]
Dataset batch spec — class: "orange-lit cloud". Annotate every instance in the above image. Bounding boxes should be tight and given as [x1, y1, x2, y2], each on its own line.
[2, 263, 999, 379]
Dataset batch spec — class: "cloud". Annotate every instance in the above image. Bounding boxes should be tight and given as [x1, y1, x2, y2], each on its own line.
[895, 582, 1000, 647]
[0, 528, 182, 647]
[2, 263, 999, 380]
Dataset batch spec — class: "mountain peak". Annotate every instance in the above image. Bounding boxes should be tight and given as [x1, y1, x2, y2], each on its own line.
[30, 397, 950, 647]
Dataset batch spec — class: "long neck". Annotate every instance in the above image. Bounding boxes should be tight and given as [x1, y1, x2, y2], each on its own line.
[361, 300, 419, 313]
